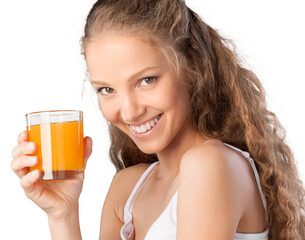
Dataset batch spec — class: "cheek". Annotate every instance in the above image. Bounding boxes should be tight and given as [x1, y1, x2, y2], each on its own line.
[157, 84, 189, 112]
[147, 90, 173, 109]
[147, 83, 184, 111]
[99, 99, 118, 123]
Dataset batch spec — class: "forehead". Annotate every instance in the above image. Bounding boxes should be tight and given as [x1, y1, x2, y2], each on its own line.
[85, 34, 170, 79]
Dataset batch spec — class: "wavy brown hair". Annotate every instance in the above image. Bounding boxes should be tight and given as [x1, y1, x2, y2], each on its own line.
[81, 0, 305, 239]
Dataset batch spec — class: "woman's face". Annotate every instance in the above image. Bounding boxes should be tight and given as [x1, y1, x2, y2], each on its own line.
[85, 33, 190, 154]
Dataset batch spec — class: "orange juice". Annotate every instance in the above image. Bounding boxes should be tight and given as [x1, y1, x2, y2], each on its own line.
[27, 120, 84, 181]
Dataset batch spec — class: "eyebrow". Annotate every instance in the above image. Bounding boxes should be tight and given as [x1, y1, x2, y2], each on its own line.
[90, 66, 160, 86]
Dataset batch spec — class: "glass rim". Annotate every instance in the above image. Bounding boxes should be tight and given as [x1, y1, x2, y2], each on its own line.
[25, 110, 83, 117]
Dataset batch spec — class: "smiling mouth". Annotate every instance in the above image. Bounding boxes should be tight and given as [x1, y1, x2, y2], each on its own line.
[129, 114, 162, 134]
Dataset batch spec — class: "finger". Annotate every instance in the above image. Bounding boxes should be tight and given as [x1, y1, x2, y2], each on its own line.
[11, 156, 38, 178]
[17, 131, 28, 144]
[20, 170, 41, 196]
[84, 136, 93, 168]
[11, 142, 36, 159]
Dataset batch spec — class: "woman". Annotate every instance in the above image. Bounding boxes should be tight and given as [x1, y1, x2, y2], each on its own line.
[11, 0, 305, 239]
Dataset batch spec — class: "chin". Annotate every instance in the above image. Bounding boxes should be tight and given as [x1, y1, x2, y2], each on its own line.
[135, 141, 164, 155]
[136, 146, 158, 155]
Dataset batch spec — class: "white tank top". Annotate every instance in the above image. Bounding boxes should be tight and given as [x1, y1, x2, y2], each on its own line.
[120, 143, 269, 240]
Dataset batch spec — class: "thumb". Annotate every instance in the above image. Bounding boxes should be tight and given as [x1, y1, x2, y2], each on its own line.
[83, 136, 93, 168]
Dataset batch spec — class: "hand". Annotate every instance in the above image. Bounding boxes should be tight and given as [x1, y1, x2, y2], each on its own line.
[11, 131, 93, 220]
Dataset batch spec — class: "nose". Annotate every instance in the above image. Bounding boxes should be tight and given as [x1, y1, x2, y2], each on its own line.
[119, 93, 146, 123]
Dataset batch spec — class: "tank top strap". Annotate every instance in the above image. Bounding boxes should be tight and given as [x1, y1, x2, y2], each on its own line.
[123, 161, 159, 223]
[223, 143, 269, 225]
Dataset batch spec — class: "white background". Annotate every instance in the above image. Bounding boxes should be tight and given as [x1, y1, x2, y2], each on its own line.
[0, 0, 304, 239]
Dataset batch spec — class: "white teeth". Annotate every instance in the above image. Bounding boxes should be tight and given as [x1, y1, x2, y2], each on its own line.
[146, 122, 152, 130]
[135, 126, 141, 133]
[130, 114, 162, 134]
[140, 125, 147, 133]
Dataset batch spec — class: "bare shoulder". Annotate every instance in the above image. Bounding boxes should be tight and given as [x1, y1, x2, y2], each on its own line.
[180, 139, 250, 171]
[114, 162, 152, 194]
[110, 163, 153, 220]
[180, 139, 229, 170]
[177, 139, 245, 238]
[179, 139, 236, 194]
[99, 162, 153, 239]
[179, 139, 249, 194]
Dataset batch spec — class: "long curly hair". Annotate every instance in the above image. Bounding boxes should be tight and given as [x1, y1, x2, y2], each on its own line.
[81, 0, 305, 239]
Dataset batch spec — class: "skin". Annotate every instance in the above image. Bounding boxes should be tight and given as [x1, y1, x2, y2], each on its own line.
[11, 32, 266, 240]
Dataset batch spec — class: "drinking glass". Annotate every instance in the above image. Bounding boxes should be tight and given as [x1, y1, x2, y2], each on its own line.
[25, 110, 84, 181]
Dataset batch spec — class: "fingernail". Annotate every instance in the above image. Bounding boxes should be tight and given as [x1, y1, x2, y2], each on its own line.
[32, 169, 39, 177]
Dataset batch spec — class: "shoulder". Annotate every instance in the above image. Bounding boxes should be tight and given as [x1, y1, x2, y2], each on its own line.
[109, 162, 154, 221]
[114, 162, 151, 186]
[179, 139, 236, 191]
[179, 139, 249, 197]
[113, 162, 152, 195]
[179, 139, 253, 191]
[99, 163, 153, 238]
[180, 139, 230, 172]
[177, 140, 244, 238]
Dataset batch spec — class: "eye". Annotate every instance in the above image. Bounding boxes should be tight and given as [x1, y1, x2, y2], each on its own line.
[97, 87, 115, 95]
[139, 76, 158, 86]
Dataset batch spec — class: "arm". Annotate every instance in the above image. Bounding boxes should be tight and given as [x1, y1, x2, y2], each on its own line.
[99, 170, 125, 240]
[177, 140, 243, 240]
[48, 203, 81, 240]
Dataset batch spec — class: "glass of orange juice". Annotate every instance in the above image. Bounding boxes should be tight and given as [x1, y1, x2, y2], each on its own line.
[25, 110, 84, 181]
